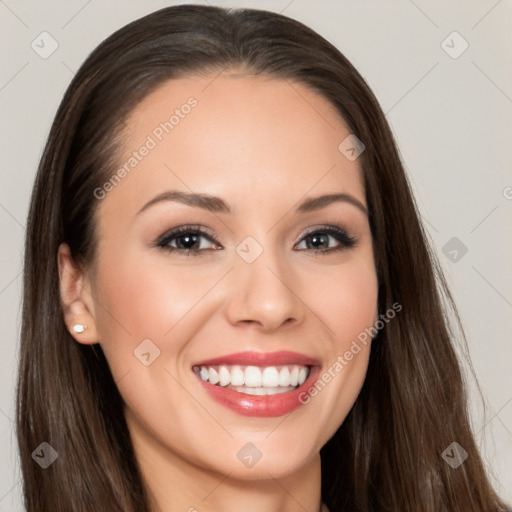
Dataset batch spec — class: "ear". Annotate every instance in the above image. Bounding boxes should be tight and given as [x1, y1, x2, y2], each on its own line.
[58, 243, 100, 345]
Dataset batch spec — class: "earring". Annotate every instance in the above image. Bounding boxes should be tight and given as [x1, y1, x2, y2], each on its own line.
[72, 324, 87, 334]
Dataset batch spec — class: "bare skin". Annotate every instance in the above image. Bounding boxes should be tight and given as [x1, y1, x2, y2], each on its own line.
[58, 71, 378, 512]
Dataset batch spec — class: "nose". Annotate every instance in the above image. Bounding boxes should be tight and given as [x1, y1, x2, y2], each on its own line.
[224, 247, 305, 333]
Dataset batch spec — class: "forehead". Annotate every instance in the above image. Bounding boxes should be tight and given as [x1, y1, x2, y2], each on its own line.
[97, 73, 366, 222]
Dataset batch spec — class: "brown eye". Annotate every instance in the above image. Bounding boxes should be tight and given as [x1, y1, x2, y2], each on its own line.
[156, 225, 220, 256]
[155, 224, 356, 257]
[295, 226, 356, 254]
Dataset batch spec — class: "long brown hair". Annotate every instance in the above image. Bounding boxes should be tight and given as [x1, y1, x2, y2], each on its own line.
[17, 5, 510, 511]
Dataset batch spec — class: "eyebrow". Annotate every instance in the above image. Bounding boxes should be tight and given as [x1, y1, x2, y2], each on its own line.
[136, 190, 368, 217]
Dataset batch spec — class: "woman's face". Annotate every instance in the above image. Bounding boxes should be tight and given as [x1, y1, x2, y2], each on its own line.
[75, 73, 378, 481]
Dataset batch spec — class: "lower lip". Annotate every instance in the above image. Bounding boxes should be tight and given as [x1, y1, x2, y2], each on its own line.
[195, 366, 321, 417]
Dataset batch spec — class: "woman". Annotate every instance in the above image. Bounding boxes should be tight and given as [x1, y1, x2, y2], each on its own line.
[16, 4, 511, 511]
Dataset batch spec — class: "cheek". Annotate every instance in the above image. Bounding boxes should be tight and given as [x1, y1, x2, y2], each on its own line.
[298, 256, 378, 433]
[93, 251, 216, 345]
[311, 255, 379, 344]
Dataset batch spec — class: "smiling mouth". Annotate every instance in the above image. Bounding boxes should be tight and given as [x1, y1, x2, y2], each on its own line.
[192, 364, 311, 395]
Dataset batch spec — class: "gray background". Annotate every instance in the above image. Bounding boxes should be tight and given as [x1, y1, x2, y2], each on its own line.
[1, 0, 511, 509]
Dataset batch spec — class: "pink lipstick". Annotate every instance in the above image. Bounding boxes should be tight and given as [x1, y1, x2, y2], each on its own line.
[192, 351, 321, 417]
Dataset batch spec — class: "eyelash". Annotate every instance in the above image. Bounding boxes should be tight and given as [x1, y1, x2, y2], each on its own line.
[155, 224, 357, 257]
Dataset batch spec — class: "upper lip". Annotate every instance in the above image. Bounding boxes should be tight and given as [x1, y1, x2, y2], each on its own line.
[192, 350, 321, 368]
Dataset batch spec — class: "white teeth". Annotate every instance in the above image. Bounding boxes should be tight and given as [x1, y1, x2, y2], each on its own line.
[218, 366, 231, 386]
[244, 366, 262, 387]
[278, 366, 290, 387]
[231, 366, 244, 386]
[195, 363, 311, 391]
[262, 366, 279, 387]
[208, 367, 220, 385]
[231, 385, 296, 396]
[298, 367, 308, 385]
[200, 367, 209, 382]
[289, 366, 299, 386]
